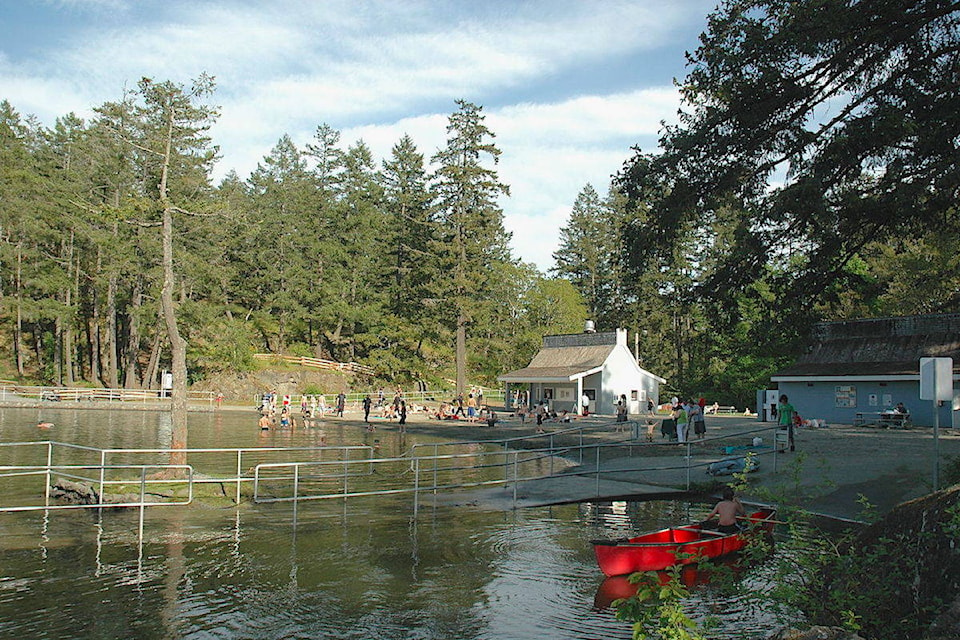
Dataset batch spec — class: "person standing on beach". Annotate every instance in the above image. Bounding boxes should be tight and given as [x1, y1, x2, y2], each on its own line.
[778, 394, 796, 451]
[362, 395, 372, 424]
[398, 400, 407, 432]
[336, 392, 346, 417]
[674, 401, 689, 443]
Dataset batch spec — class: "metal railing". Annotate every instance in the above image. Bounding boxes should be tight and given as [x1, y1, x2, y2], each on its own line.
[248, 423, 788, 511]
[0, 424, 788, 516]
[0, 441, 375, 507]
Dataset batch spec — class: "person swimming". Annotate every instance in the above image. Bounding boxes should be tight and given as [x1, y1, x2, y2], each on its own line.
[37, 421, 54, 429]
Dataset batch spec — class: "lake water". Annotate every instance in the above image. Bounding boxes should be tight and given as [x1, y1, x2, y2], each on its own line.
[0, 406, 797, 639]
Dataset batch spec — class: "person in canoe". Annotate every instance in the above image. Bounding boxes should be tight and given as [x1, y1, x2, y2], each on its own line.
[702, 487, 746, 533]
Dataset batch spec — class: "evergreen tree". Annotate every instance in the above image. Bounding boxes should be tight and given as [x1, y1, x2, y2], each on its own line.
[130, 75, 219, 457]
[430, 100, 512, 394]
[245, 134, 317, 352]
[323, 140, 387, 362]
[551, 183, 621, 325]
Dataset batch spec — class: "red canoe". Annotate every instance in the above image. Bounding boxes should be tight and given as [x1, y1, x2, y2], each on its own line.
[592, 509, 777, 577]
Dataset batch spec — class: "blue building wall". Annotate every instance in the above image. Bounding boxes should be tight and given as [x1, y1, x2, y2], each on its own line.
[771, 380, 957, 427]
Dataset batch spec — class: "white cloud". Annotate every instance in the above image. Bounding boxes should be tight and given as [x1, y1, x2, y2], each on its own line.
[321, 87, 680, 272]
[2, 0, 708, 272]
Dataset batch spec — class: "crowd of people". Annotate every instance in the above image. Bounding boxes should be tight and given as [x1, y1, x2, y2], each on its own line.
[663, 397, 709, 443]
[253, 386, 740, 445]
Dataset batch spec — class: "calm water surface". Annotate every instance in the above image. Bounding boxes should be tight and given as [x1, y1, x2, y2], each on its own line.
[0, 407, 797, 639]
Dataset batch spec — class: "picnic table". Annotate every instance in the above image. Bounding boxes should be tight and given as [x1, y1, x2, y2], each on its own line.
[855, 411, 911, 428]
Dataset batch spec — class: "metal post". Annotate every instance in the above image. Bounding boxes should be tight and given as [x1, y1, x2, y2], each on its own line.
[44, 442, 53, 507]
[595, 446, 601, 496]
[579, 428, 583, 464]
[685, 441, 691, 490]
[413, 458, 420, 517]
[236, 450, 243, 504]
[773, 432, 780, 472]
[934, 400, 941, 491]
[504, 442, 509, 483]
[294, 464, 300, 501]
[99, 450, 106, 503]
[138, 467, 146, 545]
[512, 452, 518, 505]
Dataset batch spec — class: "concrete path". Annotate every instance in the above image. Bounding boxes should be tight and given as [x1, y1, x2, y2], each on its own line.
[426, 414, 960, 521]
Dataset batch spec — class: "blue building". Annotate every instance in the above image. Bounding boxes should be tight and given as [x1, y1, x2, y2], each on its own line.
[769, 314, 960, 428]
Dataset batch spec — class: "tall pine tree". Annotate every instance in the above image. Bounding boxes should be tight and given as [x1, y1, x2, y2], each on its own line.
[430, 101, 511, 394]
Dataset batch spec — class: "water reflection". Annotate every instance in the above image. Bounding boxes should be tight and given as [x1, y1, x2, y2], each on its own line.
[0, 407, 801, 639]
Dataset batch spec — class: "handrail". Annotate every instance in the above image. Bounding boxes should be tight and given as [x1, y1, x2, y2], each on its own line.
[0, 424, 789, 514]
[0, 463, 194, 512]
[0, 442, 374, 505]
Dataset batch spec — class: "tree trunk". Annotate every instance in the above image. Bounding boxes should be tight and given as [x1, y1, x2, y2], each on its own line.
[456, 312, 467, 397]
[123, 279, 143, 389]
[105, 273, 119, 387]
[64, 251, 79, 385]
[158, 101, 188, 466]
[144, 323, 163, 390]
[87, 251, 102, 384]
[14, 241, 25, 377]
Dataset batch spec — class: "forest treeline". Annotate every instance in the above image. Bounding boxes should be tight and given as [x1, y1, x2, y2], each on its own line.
[1, 0, 957, 408]
[0, 87, 590, 396]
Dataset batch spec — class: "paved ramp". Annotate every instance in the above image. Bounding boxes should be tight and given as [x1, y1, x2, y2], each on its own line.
[433, 472, 685, 510]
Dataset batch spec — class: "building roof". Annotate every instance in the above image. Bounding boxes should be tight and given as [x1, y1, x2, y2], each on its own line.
[498, 343, 613, 383]
[772, 314, 960, 379]
[499, 329, 666, 383]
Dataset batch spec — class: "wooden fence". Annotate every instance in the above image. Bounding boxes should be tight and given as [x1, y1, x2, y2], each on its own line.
[252, 354, 375, 376]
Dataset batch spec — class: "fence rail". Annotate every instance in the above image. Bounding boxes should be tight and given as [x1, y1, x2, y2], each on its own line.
[0, 424, 788, 522]
[252, 354, 375, 376]
[0, 384, 216, 404]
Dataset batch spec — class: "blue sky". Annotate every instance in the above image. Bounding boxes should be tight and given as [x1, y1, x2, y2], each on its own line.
[0, 0, 716, 271]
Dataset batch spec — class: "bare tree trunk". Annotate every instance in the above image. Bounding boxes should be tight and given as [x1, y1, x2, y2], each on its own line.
[64, 251, 78, 385]
[33, 324, 43, 373]
[158, 102, 188, 465]
[14, 241, 25, 377]
[54, 315, 63, 385]
[123, 279, 143, 389]
[144, 323, 163, 389]
[105, 273, 119, 387]
[456, 313, 467, 397]
[87, 250, 102, 384]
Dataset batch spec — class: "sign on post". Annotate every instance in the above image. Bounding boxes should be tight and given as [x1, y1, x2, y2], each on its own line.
[919, 357, 953, 492]
[920, 357, 953, 401]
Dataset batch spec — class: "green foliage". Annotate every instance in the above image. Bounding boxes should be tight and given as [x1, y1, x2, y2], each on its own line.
[614, 569, 705, 640]
[2, 91, 580, 392]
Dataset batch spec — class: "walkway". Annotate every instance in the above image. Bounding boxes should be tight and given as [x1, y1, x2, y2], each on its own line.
[424, 414, 960, 521]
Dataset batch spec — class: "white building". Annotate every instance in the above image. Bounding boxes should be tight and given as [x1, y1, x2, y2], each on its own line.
[498, 328, 664, 415]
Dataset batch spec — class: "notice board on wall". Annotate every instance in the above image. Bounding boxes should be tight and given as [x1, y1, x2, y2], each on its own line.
[835, 385, 857, 408]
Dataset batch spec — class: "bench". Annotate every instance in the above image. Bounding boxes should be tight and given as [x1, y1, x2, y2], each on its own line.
[855, 412, 911, 428]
